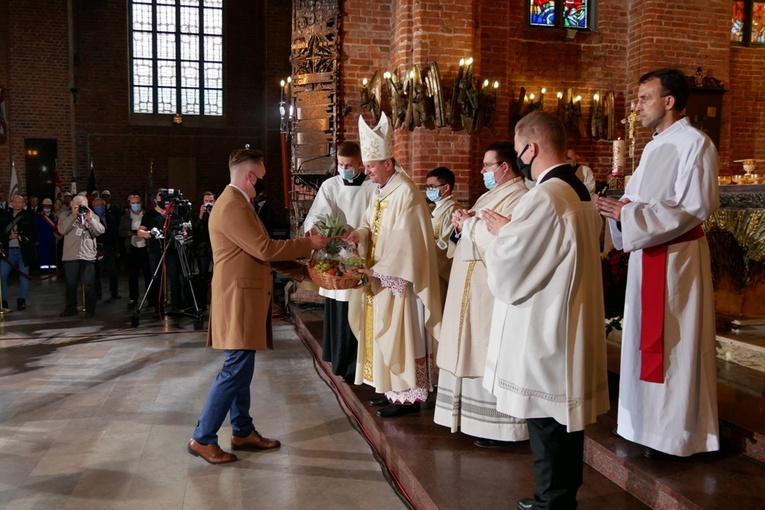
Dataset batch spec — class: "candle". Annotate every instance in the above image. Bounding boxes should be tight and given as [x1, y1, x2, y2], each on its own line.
[612, 139, 625, 176]
[280, 80, 285, 103]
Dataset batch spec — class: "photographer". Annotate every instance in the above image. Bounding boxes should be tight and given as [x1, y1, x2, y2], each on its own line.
[193, 191, 215, 310]
[137, 189, 184, 312]
[1, 195, 38, 311]
[58, 195, 105, 317]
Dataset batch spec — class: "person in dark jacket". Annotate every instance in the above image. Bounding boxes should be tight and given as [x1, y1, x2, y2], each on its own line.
[0, 195, 38, 310]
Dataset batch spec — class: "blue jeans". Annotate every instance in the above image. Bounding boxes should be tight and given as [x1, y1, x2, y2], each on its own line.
[1, 247, 30, 301]
[192, 350, 256, 444]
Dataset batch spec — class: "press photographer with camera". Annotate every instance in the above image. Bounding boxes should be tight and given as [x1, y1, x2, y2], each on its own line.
[58, 194, 105, 317]
[192, 191, 216, 311]
[137, 189, 187, 313]
[1, 194, 38, 311]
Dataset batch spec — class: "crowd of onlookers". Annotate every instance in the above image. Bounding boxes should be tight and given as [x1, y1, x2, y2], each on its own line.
[0, 187, 242, 317]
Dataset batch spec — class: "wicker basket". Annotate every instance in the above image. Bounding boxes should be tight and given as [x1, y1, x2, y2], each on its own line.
[307, 262, 363, 290]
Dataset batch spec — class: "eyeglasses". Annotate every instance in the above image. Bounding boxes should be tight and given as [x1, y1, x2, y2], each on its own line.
[425, 184, 446, 191]
[482, 161, 503, 169]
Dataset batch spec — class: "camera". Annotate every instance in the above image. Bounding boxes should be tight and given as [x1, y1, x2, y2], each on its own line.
[157, 188, 193, 219]
[78, 204, 89, 214]
[205, 204, 213, 213]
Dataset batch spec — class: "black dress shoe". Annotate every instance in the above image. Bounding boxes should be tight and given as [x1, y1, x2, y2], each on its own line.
[376, 402, 421, 418]
[474, 438, 510, 448]
[16, 299, 26, 311]
[369, 396, 389, 407]
[517, 498, 535, 510]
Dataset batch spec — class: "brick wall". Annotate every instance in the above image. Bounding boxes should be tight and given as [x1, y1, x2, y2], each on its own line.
[0, 0, 291, 225]
[730, 46, 765, 166]
[1, 0, 763, 211]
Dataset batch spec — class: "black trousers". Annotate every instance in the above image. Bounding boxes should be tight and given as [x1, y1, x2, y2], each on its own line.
[126, 246, 150, 301]
[321, 297, 357, 380]
[527, 417, 584, 510]
[64, 260, 97, 314]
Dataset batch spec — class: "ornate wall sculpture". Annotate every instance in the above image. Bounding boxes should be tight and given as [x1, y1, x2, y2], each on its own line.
[288, 0, 341, 235]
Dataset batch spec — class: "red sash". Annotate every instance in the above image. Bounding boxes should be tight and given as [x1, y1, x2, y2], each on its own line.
[640, 224, 704, 383]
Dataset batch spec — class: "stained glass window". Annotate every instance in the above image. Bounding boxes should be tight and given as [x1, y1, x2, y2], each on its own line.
[732, 1, 765, 45]
[528, 0, 593, 31]
[754, 2, 765, 43]
[130, 0, 224, 116]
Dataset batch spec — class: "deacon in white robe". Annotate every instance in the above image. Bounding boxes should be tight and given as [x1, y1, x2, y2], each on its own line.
[434, 142, 529, 443]
[347, 114, 442, 418]
[484, 111, 609, 509]
[597, 70, 719, 457]
[303, 141, 377, 381]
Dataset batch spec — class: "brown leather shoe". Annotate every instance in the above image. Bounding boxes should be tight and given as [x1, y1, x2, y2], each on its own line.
[187, 439, 238, 464]
[231, 429, 281, 451]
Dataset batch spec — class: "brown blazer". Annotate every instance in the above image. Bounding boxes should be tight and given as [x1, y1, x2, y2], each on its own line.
[207, 185, 312, 351]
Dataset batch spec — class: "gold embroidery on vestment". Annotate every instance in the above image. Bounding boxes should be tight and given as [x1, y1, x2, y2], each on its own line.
[363, 198, 388, 382]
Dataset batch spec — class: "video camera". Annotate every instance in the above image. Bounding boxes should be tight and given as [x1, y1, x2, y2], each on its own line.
[157, 188, 193, 220]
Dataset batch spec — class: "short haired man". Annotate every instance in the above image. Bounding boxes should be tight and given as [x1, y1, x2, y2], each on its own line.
[596, 68, 720, 459]
[483, 111, 609, 509]
[434, 141, 529, 447]
[188, 147, 328, 464]
[58, 195, 105, 317]
[303, 140, 376, 382]
[346, 113, 442, 418]
[425, 166, 461, 296]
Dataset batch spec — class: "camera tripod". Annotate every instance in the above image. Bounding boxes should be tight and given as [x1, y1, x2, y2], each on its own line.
[131, 227, 204, 330]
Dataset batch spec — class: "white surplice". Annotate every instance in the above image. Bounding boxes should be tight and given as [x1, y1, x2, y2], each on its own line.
[431, 195, 461, 289]
[434, 177, 529, 441]
[483, 173, 609, 432]
[609, 117, 720, 456]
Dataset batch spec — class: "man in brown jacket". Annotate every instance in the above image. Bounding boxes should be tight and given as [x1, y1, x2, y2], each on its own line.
[188, 147, 328, 464]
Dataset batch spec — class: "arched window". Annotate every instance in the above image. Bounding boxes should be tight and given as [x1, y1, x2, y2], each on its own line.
[732, 1, 765, 46]
[527, 0, 597, 31]
[130, 0, 224, 116]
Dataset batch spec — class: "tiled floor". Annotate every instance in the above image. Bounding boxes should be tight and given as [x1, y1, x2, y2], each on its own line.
[0, 275, 405, 510]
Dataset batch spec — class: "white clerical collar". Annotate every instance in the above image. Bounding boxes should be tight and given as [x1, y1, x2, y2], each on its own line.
[652, 117, 688, 140]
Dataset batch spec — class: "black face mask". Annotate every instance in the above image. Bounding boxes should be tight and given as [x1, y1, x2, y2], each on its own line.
[156, 199, 166, 209]
[516, 144, 537, 181]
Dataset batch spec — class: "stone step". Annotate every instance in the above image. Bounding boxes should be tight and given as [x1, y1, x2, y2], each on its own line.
[292, 305, 765, 510]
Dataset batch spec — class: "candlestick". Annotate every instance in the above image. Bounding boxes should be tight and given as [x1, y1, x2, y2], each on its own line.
[612, 139, 625, 176]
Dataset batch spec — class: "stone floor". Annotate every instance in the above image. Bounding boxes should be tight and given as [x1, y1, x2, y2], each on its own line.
[3, 272, 765, 509]
[0, 274, 405, 510]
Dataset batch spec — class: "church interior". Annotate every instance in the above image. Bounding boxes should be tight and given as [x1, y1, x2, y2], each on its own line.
[1, 1, 765, 509]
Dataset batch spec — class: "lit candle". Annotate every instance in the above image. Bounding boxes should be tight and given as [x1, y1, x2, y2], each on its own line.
[483, 79, 489, 89]
[280, 80, 285, 103]
[612, 139, 625, 176]
[363, 77, 368, 86]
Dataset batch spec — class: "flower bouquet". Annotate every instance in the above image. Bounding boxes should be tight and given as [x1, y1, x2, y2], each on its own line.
[601, 247, 630, 335]
[307, 214, 366, 290]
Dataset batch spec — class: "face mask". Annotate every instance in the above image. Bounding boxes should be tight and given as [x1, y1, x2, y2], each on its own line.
[43, 208, 51, 214]
[426, 187, 442, 202]
[131, 204, 142, 212]
[338, 167, 356, 181]
[483, 171, 497, 190]
[93, 206, 105, 216]
[516, 144, 537, 181]
[156, 199, 166, 209]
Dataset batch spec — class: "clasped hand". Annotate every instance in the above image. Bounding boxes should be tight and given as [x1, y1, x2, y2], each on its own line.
[451, 209, 474, 232]
[482, 209, 511, 235]
[595, 196, 630, 221]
